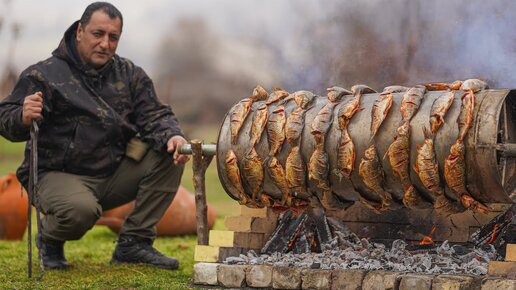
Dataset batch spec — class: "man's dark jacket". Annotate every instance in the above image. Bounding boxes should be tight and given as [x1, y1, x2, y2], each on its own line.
[0, 21, 184, 187]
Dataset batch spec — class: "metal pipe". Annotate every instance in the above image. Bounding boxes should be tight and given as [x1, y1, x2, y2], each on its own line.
[178, 143, 217, 156]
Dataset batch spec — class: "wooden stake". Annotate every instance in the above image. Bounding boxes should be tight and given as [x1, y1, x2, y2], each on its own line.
[191, 139, 214, 245]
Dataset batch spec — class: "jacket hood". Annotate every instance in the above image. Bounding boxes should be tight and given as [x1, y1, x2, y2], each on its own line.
[52, 21, 113, 76]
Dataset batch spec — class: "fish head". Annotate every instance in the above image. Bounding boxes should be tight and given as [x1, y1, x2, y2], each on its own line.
[294, 90, 315, 108]
[351, 84, 377, 95]
[327, 86, 352, 102]
[450, 140, 465, 156]
[397, 122, 410, 136]
[251, 85, 269, 101]
[226, 150, 237, 163]
[460, 79, 488, 92]
[364, 145, 377, 159]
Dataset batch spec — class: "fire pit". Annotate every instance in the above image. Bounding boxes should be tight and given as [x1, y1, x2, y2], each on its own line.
[192, 82, 515, 289]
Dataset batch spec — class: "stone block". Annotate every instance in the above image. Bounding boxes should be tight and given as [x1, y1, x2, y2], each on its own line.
[331, 269, 365, 290]
[362, 271, 400, 290]
[246, 265, 273, 288]
[192, 262, 219, 286]
[399, 274, 433, 290]
[273, 266, 303, 289]
[194, 244, 244, 262]
[487, 261, 516, 277]
[432, 275, 478, 290]
[301, 269, 332, 290]
[217, 264, 247, 288]
[481, 278, 516, 290]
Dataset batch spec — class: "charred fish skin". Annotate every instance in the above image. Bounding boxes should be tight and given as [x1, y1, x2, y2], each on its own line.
[285, 146, 307, 197]
[242, 148, 265, 206]
[457, 90, 475, 142]
[359, 145, 393, 211]
[267, 106, 286, 157]
[336, 127, 355, 179]
[250, 85, 269, 102]
[230, 98, 253, 145]
[370, 91, 393, 140]
[401, 86, 426, 123]
[249, 104, 269, 148]
[308, 143, 331, 192]
[225, 150, 252, 206]
[293, 90, 316, 109]
[414, 128, 443, 197]
[311, 101, 337, 144]
[268, 156, 292, 206]
[286, 107, 305, 146]
[430, 91, 455, 135]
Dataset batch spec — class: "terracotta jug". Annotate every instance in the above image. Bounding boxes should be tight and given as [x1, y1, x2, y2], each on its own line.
[96, 186, 217, 236]
[0, 173, 28, 240]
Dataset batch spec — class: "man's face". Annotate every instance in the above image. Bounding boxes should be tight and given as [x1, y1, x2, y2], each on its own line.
[76, 11, 121, 68]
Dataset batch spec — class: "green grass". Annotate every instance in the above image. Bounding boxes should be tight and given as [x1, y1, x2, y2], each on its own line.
[0, 127, 240, 289]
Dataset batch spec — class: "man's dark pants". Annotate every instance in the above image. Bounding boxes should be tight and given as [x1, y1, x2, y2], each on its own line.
[37, 147, 183, 242]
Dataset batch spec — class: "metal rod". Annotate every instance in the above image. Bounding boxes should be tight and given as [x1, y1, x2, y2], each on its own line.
[179, 143, 216, 156]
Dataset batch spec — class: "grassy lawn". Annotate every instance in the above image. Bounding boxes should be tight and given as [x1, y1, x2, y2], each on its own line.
[0, 126, 238, 289]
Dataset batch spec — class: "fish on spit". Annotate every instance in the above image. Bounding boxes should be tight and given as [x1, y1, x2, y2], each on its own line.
[266, 88, 290, 105]
[230, 85, 269, 145]
[359, 145, 393, 212]
[267, 106, 286, 157]
[268, 156, 292, 206]
[370, 90, 394, 141]
[423, 80, 463, 91]
[249, 104, 269, 149]
[429, 91, 455, 135]
[226, 150, 257, 207]
[241, 147, 265, 207]
[401, 85, 427, 123]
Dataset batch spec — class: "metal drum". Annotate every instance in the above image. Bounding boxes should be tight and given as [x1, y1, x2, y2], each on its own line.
[216, 89, 515, 209]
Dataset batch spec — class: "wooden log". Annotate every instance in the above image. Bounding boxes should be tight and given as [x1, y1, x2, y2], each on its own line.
[191, 139, 214, 245]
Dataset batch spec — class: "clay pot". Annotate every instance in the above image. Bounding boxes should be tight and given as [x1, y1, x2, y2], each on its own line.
[0, 173, 28, 240]
[96, 186, 217, 236]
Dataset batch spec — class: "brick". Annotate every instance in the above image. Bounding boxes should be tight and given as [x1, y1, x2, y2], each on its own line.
[399, 274, 433, 290]
[246, 265, 273, 288]
[481, 278, 516, 290]
[194, 245, 220, 262]
[252, 217, 278, 237]
[302, 269, 332, 290]
[224, 216, 254, 232]
[363, 271, 400, 290]
[487, 261, 516, 277]
[217, 264, 247, 288]
[507, 244, 516, 262]
[273, 266, 302, 289]
[194, 245, 244, 262]
[331, 269, 365, 290]
[432, 275, 478, 290]
[192, 262, 219, 286]
[209, 230, 265, 249]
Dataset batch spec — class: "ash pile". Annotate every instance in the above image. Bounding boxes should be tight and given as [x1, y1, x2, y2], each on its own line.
[224, 207, 515, 275]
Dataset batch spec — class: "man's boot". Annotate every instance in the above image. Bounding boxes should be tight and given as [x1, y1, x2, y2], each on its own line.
[36, 234, 68, 270]
[111, 235, 179, 270]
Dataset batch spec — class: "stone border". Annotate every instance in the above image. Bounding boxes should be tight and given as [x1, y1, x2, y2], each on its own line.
[192, 263, 516, 289]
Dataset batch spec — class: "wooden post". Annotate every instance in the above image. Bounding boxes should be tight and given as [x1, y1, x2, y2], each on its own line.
[191, 139, 214, 245]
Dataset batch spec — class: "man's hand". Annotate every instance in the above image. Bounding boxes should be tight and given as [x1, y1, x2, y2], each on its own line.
[22, 92, 43, 126]
[167, 135, 190, 165]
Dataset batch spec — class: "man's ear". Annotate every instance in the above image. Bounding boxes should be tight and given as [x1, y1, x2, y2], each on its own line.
[76, 23, 83, 41]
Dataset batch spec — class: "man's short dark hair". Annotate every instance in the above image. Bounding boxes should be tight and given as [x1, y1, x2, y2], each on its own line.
[79, 2, 123, 31]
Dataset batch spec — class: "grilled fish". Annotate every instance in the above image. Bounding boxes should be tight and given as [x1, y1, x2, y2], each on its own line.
[370, 92, 393, 140]
[449, 80, 463, 90]
[444, 140, 490, 214]
[460, 79, 488, 92]
[337, 96, 362, 127]
[359, 145, 392, 210]
[311, 102, 337, 144]
[242, 148, 265, 204]
[383, 85, 409, 93]
[230, 98, 253, 145]
[457, 90, 475, 142]
[249, 104, 269, 148]
[267, 106, 286, 156]
[293, 90, 316, 109]
[430, 91, 454, 135]
[250, 85, 269, 102]
[266, 89, 290, 105]
[327, 86, 352, 103]
[423, 81, 462, 91]
[285, 146, 306, 197]
[384, 122, 422, 207]
[286, 107, 305, 146]
[268, 156, 292, 206]
[414, 127, 443, 196]
[308, 143, 330, 192]
[401, 86, 426, 123]
[226, 150, 251, 205]
[336, 127, 355, 179]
